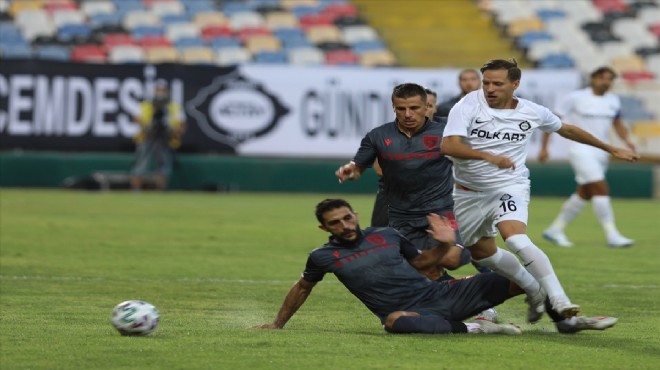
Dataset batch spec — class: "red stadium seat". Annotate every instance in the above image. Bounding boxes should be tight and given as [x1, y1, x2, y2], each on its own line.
[201, 25, 233, 40]
[325, 49, 358, 65]
[71, 44, 106, 62]
[236, 26, 271, 43]
[299, 13, 335, 30]
[44, 1, 78, 14]
[322, 3, 358, 18]
[592, 0, 628, 13]
[138, 35, 172, 48]
[621, 70, 655, 83]
[648, 24, 660, 37]
[104, 33, 136, 48]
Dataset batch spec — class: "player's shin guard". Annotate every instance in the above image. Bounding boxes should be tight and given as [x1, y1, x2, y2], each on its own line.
[473, 247, 539, 296]
[505, 234, 568, 301]
[388, 315, 466, 334]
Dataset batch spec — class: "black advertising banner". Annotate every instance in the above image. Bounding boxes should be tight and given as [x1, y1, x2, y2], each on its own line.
[0, 60, 288, 154]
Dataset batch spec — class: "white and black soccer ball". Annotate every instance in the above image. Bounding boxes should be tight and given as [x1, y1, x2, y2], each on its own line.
[110, 300, 160, 336]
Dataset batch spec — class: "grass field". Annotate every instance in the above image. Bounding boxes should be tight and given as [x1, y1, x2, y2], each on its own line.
[1, 189, 659, 370]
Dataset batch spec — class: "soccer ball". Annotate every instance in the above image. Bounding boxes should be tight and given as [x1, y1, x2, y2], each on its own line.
[110, 300, 160, 336]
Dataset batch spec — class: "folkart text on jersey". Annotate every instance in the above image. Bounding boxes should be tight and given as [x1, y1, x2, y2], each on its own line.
[469, 129, 527, 141]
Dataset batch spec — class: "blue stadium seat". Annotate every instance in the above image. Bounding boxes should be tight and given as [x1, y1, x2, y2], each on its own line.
[57, 24, 92, 41]
[517, 31, 553, 49]
[222, 2, 256, 16]
[35, 45, 71, 61]
[175, 37, 206, 50]
[90, 13, 122, 27]
[184, 1, 215, 16]
[210, 37, 242, 49]
[536, 9, 566, 22]
[254, 50, 288, 64]
[538, 53, 574, 68]
[281, 37, 311, 49]
[131, 25, 164, 40]
[161, 14, 190, 26]
[273, 28, 310, 49]
[1, 45, 32, 59]
[351, 39, 385, 55]
[292, 6, 324, 18]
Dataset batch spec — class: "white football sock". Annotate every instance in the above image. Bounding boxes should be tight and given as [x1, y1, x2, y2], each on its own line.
[466, 322, 482, 333]
[592, 195, 619, 235]
[548, 193, 587, 231]
[505, 234, 568, 302]
[474, 247, 540, 296]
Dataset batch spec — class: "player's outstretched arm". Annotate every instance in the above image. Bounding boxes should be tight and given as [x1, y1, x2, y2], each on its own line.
[251, 278, 317, 329]
[335, 161, 365, 183]
[441, 136, 515, 169]
[556, 123, 639, 162]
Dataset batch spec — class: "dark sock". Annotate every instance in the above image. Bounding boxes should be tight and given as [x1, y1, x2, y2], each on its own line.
[545, 297, 564, 322]
[389, 315, 467, 334]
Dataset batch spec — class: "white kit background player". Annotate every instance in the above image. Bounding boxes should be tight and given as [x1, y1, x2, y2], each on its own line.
[539, 66, 636, 248]
[441, 59, 639, 322]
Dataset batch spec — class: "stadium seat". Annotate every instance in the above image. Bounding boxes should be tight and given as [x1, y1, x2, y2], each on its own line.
[108, 45, 144, 63]
[306, 25, 341, 44]
[535, 8, 566, 22]
[237, 27, 272, 43]
[131, 25, 164, 41]
[265, 11, 299, 30]
[209, 37, 241, 49]
[222, 2, 256, 16]
[506, 16, 545, 38]
[15, 9, 49, 29]
[71, 44, 106, 63]
[151, 1, 185, 17]
[35, 45, 70, 61]
[201, 25, 233, 40]
[52, 9, 85, 28]
[299, 13, 335, 29]
[341, 25, 378, 44]
[193, 11, 228, 28]
[358, 49, 396, 67]
[538, 53, 574, 69]
[123, 10, 160, 30]
[90, 13, 122, 27]
[323, 3, 359, 18]
[9, 0, 42, 17]
[621, 70, 655, 83]
[104, 33, 136, 47]
[516, 31, 553, 49]
[611, 55, 647, 73]
[325, 49, 358, 65]
[351, 39, 385, 55]
[334, 15, 366, 28]
[139, 35, 171, 48]
[527, 40, 566, 62]
[253, 50, 288, 64]
[0, 44, 32, 59]
[184, 1, 215, 16]
[216, 46, 252, 65]
[245, 35, 281, 53]
[180, 46, 214, 64]
[146, 46, 179, 63]
[81, 1, 115, 16]
[291, 5, 324, 19]
[287, 46, 325, 65]
[229, 11, 265, 31]
[166, 23, 201, 42]
[57, 24, 92, 42]
[161, 14, 190, 26]
[175, 37, 206, 50]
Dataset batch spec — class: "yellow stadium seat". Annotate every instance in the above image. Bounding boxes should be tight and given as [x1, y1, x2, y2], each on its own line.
[193, 11, 228, 28]
[506, 16, 545, 38]
[245, 35, 281, 53]
[146, 47, 179, 63]
[359, 50, 396, 67]
[306, 25, 341, 44]
[265, 11, 299, 30]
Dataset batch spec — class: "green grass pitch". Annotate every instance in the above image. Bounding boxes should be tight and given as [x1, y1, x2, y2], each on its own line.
[1, 189, 659, 370]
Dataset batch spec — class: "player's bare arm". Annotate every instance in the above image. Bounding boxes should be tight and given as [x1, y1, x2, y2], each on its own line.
[408, 213, 464, 278]
[335, 161, 365, 183]
[538, 132, 552, 162]
[613, 118, 636, 152]
[251, 278, 317, 329]
[441, 136, 515, 169]
[556, 123, 639, 162]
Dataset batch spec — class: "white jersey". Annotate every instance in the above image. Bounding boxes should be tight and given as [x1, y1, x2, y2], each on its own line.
[554, 87, 620, 153]
[444, 90, 562, 191]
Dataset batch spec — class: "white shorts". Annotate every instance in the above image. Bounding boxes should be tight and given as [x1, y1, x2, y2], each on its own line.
[453, 183, 530, 247]
[569, 147, 609, 184]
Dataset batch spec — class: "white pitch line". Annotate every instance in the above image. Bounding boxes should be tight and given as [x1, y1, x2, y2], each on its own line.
[602, 284, 659, 289]
[0, 275, 318, 285]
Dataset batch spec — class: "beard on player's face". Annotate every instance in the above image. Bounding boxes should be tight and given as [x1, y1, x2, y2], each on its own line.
[334, 224, 362, 242]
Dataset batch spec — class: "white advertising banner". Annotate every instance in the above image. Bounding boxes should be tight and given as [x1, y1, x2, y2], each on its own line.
[236, 65, 582, 160]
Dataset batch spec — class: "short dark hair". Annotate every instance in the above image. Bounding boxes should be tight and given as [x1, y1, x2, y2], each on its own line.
[459, 69, 479, 80]
[590, 66, 617, 79]
[315, 199, 353, 224]
[424, 88, 437, 98]
[480, 59, 521, 82]
[392, 83, 427, 102]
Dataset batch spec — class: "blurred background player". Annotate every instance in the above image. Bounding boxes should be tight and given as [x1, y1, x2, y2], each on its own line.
[435, 69, 481, 118]
[539, 66, 636, 248]
[130, 80, 186, 191]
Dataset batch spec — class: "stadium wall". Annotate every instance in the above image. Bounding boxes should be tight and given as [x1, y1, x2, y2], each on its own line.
[0, 152, 656, 198]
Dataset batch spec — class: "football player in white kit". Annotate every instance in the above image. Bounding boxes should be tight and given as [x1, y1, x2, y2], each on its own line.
[539, 66, 636, 248]
[441, 59, 638, 323]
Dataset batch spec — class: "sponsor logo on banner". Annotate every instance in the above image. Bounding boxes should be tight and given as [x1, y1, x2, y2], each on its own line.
[187, 72, 289, 145]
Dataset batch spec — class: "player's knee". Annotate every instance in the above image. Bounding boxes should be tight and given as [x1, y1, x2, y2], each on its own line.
[384, 311, 419, 332]
[504, 234, 534, 254]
